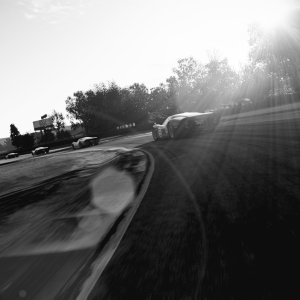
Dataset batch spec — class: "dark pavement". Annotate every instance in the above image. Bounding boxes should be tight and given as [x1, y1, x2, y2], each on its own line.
[1, 117, 300, 299]
[87, 117, 300, 299]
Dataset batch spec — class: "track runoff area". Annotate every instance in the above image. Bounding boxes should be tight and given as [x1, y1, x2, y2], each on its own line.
[1, 109, 300, 299]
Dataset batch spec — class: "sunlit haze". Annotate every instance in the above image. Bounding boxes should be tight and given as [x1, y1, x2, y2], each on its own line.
[0, 0, 294, 138]
[253, 0, 295, 30]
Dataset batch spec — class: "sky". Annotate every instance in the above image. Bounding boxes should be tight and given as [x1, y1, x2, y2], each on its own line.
[0, 0, 290, 138]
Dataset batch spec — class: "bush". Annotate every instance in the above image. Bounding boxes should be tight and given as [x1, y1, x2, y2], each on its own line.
[56, 129, 71, 140]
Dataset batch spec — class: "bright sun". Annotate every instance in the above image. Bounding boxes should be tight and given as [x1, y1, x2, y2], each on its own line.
[252, 0, 294, 31]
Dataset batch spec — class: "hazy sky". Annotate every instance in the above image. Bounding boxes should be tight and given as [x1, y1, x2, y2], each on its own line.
[0, 0, 285, 138]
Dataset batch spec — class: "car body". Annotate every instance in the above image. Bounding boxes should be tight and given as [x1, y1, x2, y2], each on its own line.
[71, 137, 99, 150]
[152, 112, 221, 141]
[32, 147, 49, 156]
[5, 153, 19, 159]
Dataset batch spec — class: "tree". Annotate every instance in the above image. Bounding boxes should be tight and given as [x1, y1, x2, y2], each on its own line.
[56, 129, 71, 140]
[167, 55, 240, 112]
[50, 110, 65, 132]
[66, 82, 152, 133]
[21, 133, 35, 150]
[66, 91, 96, 135]
[149, 83, 177, 115]
[169, 57, 206, 111]
[237, 61, 273, 102]
[248, 4, 300, 93]
[202, 55, 240, 108]
[10, 124, 22, 149]
[124, 83, 149, 125]
[39, 131, 55, 144]
[93, 82, 124, 130]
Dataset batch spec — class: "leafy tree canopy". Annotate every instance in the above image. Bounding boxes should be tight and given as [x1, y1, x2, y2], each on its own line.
[10, 124, 21, 149]
[50, 110, 65, 132]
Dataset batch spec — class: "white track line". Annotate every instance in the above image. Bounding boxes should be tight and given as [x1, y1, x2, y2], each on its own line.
[76, 150, 155, 300]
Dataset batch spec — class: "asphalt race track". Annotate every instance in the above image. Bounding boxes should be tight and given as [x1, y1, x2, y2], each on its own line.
[1, 118, 300, 299]
[87, 118, 300, 299]
[0, 133, 153, 167]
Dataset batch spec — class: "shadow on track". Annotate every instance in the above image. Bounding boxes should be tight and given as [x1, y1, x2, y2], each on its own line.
[88, 119, 300, 299]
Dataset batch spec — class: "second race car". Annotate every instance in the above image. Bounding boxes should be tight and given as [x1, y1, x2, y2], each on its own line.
[71, 137, 99, 150]
[152, 112, 221, 141]
[32, 147, 50, 156]
[5, 153, 19, 159]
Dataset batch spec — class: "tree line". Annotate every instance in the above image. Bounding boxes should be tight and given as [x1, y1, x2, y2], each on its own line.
[9, 110, 71, 151]
[65, 55, 241, 135]
[66, 4, 300, 134]
[8, 2, 300, 149]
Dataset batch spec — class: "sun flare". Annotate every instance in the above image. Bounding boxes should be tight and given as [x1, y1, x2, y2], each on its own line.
[251, 0, 295, 31]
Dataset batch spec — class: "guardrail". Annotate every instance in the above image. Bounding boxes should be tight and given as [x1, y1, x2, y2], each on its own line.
[219, 102, 300, 126]
[221, 92, 300, 116]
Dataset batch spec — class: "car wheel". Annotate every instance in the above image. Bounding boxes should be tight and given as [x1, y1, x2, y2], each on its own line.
[152, 129, 159, 141]
[168, 123, 177, 140]
[79, 142, 83, 148]
[72, 144, 75, 150]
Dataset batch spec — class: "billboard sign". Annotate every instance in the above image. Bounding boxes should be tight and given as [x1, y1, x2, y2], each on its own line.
[33, 118, 53, 130]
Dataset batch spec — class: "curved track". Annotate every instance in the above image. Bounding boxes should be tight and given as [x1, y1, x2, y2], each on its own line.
[1, 117, 300, 299]
[88, 117, 300, 299]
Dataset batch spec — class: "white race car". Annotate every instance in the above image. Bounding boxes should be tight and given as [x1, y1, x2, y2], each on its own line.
[32, 147, 49, 156]
[152, 112, 221, 141]
[71, 137, 99, 150]
[5, 153, 19, 159]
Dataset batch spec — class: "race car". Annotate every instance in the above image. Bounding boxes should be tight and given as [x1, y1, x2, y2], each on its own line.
[152, 112, 221, 141]
[71, 137, 99, 150]
[32, 147, 49, 156]
[5, 153, 19, 159]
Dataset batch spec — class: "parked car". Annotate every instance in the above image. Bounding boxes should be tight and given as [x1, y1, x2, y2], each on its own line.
[32, 147, 49, 156]
[71, 137, 99, 150]
[5, 153, 19, 159]
[152, 112, 221, 141]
